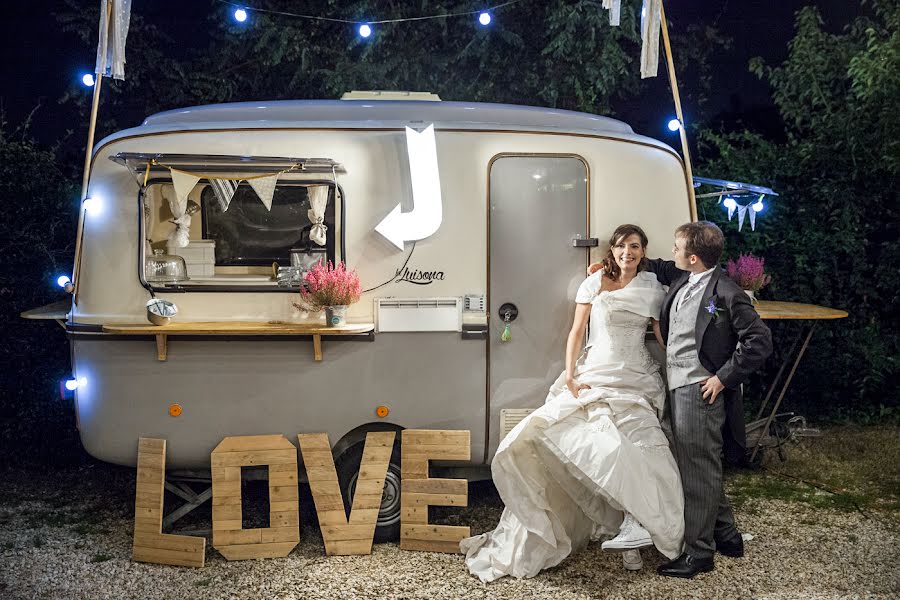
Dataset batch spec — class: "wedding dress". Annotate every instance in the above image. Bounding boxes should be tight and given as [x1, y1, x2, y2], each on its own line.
[461, 271, 685, 582]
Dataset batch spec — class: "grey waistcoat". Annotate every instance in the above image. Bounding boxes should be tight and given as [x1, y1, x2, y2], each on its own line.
[666, 281, 713, 391]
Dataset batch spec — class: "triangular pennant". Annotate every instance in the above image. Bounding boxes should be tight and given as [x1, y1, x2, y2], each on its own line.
[247, 173, 280, 211]
[727, 202, 736, 221]
[749, 205, 757, 231]
[169, 169, 201, 217]
[603, 0, 621, 26]
[209, 178, 239, 212]
[737, 205, 748, 231]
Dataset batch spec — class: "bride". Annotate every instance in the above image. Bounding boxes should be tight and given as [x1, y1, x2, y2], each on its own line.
[461, 224, 684, 582]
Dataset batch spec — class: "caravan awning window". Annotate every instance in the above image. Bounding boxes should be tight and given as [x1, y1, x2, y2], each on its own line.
[120, 153, 346, 292]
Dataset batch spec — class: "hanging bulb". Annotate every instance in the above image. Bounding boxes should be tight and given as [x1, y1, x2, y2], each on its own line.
[723, 197, 737, 210]
[359, 24, 372, 38]
[81, 73, 95, 87]
[478, 12, 492, 26]
[233, 8, 248, 23]
[752, 197, 765, 212]
[57, 275, 71, 288]
[667, 118, 681, 132]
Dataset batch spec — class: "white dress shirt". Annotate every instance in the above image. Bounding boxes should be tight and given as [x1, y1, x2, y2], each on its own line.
[675, 266, 716, 312]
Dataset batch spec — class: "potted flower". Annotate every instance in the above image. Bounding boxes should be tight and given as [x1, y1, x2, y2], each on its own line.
[293, 261, 361, 326]
[725, 253, 772, 303]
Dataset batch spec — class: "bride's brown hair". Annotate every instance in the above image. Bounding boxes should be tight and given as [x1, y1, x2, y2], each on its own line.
[601, 224, 650, 281]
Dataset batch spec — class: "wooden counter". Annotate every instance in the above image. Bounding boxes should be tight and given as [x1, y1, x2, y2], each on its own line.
[754, 300, 848, 321]
[101, 321, 375, 362]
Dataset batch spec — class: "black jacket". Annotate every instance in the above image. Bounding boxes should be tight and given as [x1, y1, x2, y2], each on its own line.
[647, 259, 773, 390]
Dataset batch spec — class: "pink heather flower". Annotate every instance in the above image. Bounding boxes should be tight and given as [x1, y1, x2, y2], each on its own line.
[295, 260, 361, 312]
[726, 253, 772, 292]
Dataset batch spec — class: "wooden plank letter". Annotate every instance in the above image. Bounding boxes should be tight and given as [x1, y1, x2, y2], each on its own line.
[400, 429, 470, 553]
[211, 435, 300, 560]
[132, 438, 206, 568]
[298, 431, 395, 555]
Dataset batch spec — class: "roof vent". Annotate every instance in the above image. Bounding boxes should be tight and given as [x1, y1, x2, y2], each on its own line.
[340, 90, 441, 101]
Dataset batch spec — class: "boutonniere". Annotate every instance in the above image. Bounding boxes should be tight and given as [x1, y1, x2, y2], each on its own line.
[705, 296, 726, 321]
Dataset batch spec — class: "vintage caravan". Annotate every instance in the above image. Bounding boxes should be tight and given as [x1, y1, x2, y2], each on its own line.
[36, 92, 693, 536]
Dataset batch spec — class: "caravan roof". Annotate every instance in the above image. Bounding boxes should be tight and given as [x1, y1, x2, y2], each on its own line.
[96, 99, 678, 160]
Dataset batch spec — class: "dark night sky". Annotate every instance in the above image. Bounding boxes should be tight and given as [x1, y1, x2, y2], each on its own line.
[1, 0, 859, 143]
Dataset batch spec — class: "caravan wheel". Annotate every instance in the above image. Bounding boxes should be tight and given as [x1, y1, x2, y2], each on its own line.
[335, 439, 402, 543]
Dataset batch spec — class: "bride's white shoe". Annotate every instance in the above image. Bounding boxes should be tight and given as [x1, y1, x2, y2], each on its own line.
[602, 513, 654, 551]
[622, 549, 643, 571]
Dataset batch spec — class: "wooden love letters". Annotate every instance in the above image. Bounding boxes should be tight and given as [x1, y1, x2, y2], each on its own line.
[132, 438, 206, 567]
[132, 429, 471, 568]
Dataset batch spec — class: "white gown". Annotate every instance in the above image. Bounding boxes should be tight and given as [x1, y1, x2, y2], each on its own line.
[461, 271, 685, 582]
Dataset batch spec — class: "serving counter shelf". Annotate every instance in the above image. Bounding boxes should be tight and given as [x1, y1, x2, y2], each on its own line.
[100, 321, 375, 362]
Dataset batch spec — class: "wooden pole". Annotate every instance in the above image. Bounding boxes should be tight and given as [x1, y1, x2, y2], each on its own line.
[659, 1, 698, 221]
[72, 0, 112, 302]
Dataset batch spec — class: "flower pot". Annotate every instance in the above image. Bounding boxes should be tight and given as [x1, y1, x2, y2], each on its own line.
[325, 305, 348, 327]
[743, 289, 758, 304]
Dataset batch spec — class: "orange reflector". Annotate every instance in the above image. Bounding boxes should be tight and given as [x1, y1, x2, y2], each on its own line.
[169, 403, 183, 417]
[376, 405, 389, 418]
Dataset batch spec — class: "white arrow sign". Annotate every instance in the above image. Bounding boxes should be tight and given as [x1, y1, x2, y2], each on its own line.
[376, 125, 443, 250]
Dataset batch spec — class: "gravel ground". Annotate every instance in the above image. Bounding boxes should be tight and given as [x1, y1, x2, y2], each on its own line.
[0, 464, 898, 600]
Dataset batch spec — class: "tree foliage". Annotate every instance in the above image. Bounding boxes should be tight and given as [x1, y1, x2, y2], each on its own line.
[696, 1, 899, 420]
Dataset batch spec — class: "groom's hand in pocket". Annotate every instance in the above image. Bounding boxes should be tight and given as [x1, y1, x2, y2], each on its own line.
[701, 375, 725, 404]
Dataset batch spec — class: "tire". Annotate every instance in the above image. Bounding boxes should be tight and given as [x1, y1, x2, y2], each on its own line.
[334, 438, 402, 543]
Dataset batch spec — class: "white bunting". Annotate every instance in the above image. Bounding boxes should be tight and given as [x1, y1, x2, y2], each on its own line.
[727, 202, 736, 221]
[248, 174, 280, 211]
[737, 205, 748, 232]
[749, 205, 757, 231]
[169, 169, 200, 217]
[603, 0, 621, 26]
[640, 0, 662, 79]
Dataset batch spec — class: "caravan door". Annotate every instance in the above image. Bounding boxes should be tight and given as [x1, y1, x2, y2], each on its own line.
[487, 155, 589, 460]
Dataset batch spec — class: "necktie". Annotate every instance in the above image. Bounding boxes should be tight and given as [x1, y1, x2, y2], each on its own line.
[676, 278, 701, 312]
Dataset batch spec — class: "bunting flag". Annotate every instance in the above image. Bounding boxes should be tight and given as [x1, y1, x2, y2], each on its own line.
[95, 0, 132, 80]
[247, 174, 280, 211]
[737, 205, 748, 232]
[209, 179, 239, 212]
[602, 0, 621, 26]
[640, 0, 662, 79]
[169, 169, 201, 215]
[748, 205, 757, 231]
[727, 202, 736, 221]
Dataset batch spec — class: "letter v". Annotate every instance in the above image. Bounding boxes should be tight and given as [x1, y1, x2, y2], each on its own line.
[298, 431, 396, 555]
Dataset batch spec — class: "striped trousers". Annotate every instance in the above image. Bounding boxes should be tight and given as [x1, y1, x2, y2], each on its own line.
[667, 382, 739, 558]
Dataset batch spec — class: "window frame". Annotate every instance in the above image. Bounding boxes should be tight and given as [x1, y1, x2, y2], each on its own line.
[137, 177, 346, 294]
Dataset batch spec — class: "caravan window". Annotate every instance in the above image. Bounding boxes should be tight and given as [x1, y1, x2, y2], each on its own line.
[141, 180, 342, 290]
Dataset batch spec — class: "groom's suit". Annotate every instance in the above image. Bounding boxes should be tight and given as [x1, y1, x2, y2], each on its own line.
[647, 260, 772, 559]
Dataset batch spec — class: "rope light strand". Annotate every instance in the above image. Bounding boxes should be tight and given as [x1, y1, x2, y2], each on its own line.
[217, 0, 525, 26]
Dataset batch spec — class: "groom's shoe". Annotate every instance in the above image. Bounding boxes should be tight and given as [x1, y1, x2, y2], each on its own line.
[657, 553, 715, 579]
[715, 534, 744, 558]
[601, 515, 653, 551]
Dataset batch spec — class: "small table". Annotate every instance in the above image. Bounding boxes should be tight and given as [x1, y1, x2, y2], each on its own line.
[749, 301, 848, 461]
[101, 321, 375, 362]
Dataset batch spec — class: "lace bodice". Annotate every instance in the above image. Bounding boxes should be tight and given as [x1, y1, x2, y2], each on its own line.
[576, 271, 665, 372]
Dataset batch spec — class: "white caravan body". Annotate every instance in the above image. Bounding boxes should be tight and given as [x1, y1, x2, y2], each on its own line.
[69, 99, 691, 472]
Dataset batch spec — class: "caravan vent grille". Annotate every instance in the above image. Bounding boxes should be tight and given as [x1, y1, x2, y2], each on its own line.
[376, 297, 462, 332]
[499, 409, 536, 439]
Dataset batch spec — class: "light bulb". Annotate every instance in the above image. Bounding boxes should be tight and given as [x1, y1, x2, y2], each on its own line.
[753, 199, 765, 212]
[234, 8, 247, 22]
[82, 74, 95, 87]
[82, 196, 102, 216]
[723, 197, 737, 210]
[65, 379, 79, 391]
[57, 275, 71, 288]
[359, 24, 372, 38]
[667, 118, 681, 132]
[478, 13, 491, 26]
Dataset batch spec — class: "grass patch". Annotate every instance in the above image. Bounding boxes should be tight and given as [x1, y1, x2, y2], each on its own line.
[90, 553, 113, 563]
[728, 425, 900, 516]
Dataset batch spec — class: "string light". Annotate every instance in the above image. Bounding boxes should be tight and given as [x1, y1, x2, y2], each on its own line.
[667, 118, 681, 132]
[753, 197, 765, 212]
[233, 8, 248, 23]
[359, 23, 372, 38]
[216, 0, 523, 29]
[723, 197, 737, 210]
[57, 275, 71, 288]
[82, 73, 95, 87]
[82, 196, 103, 216]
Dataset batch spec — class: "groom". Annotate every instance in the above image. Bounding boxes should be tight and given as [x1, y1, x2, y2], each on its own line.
[592, 221, 772, 577]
